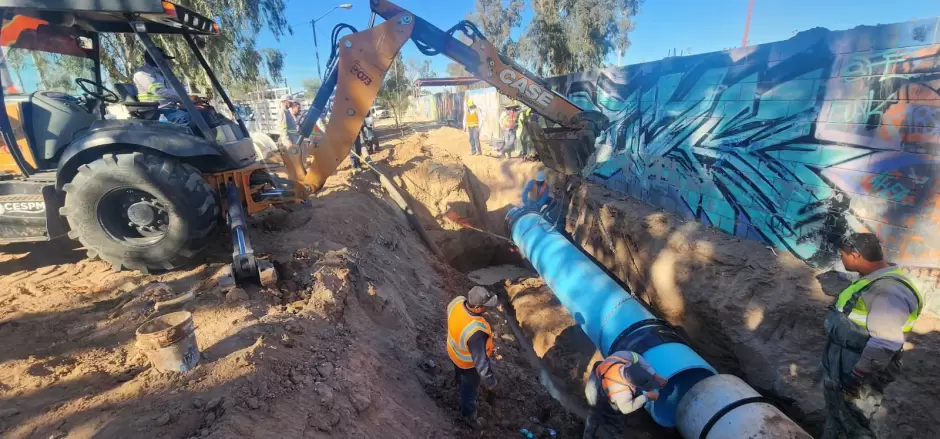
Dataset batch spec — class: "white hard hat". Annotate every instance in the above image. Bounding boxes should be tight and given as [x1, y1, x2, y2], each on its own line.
[280, 94, 292, 102]
[535, 171, 546, 182]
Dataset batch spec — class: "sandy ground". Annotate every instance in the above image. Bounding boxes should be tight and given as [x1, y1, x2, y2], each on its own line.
[0, 124, 583, 439]
[11, 121, 931, 439]
[376, 122, 940, 438]
[562, 175, 940, 437]
[375, 124, 678, 438]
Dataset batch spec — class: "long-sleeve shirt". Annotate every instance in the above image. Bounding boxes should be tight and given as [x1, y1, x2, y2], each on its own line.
[278, 108, 300, 147]
[611, 352, 656, 414]
[467, 331, 496, 386]
[132, 64, 181, 108]
[585, 350, 658, 415]
[522, 180, 551, 207]
[852, 266, 920, 373]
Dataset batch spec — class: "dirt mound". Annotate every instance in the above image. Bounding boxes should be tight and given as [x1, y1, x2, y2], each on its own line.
[0, 133, 587, 438]
[392, 126, 544, 232]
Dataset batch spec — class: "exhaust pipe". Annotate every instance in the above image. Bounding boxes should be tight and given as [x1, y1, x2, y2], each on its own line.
[506, 208, 810, 438]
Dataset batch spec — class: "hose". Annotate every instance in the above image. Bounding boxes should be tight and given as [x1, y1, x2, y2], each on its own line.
[414, 20, 486, 56]
[323, 23, 359, 78]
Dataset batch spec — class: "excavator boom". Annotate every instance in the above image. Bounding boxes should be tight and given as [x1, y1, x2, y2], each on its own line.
[370, 0, 585, 127]
[289, 0, 605, 193]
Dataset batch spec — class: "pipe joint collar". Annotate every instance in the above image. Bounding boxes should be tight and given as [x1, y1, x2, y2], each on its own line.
[610, 318, 685, 355]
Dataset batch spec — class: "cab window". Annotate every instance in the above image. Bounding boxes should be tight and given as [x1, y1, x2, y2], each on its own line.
[0, 15, 97, 95]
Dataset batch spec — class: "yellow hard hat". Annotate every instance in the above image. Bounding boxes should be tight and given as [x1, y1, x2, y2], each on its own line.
[466, 98, 474, 107]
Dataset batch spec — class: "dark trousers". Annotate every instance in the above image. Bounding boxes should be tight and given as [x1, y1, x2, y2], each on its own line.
[349, 135, 364, 169]
[501, 130, 516, 157]
[520, 131, 531, 156]
[455, 366, 481, 418]
[468, 126, 481, 155]
[821, 378, 883, 439]
[158, 108, 190, 124]
[583, 405, 620, 439]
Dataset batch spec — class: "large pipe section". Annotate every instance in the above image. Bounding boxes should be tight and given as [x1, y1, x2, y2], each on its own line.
[506, 208, 810, 438]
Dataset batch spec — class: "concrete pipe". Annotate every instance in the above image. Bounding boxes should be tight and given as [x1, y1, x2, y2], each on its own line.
[676, 374, 812, 439]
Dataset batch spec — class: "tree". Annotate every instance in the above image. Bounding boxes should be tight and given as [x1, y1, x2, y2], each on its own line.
[406, 58, 437, 80]
[519, 0, 642, 76]
[445, 62, 472, 77]
[378, 54, 411, 130]
[302, 77, 322, 99]
[468, 0, 525, 59]
[100, 0, 292, 93]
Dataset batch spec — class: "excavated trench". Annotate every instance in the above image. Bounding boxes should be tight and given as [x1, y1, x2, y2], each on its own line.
[387, 156, 812, 437]
[377, 138, 683, 437]
[379, 126, 939, 438]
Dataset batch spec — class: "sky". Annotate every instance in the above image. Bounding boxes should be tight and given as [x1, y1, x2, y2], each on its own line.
[256, 0, 940, 92]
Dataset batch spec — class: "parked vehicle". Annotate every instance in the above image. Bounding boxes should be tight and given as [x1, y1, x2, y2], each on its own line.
[370, 105, 389, 119]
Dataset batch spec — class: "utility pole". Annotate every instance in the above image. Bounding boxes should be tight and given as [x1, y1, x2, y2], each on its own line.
[742, 0, 755, 47]
[311, 4, 353, 79]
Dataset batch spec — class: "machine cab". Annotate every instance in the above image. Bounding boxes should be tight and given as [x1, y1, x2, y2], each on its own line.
[0, 1, 257, 180]
[0, 14, 100, 175]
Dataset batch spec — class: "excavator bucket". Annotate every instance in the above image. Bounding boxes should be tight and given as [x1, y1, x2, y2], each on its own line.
[524, 118, 597, 175]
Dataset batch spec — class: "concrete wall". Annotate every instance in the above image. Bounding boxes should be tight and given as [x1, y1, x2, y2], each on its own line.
[406, 94, 439, 122]
[408, 88, 515, 145]
[557, 174, 940, 437]
[548, 19, 940, 273]
[464, 87, 505, 143]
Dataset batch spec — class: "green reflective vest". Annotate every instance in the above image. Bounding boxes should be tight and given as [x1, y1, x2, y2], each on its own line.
[834, 268, 923, 333]
[137, 82, 165, 102]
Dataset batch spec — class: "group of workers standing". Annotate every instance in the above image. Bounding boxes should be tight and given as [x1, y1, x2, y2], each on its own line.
[444, 193, 921, 439]
[463, 98, 532, 158]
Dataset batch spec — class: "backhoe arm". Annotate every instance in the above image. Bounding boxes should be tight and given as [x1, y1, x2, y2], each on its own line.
[370, 0, 586, 127]
[290, 0, 604, 193]
[288, 10, 415, 193]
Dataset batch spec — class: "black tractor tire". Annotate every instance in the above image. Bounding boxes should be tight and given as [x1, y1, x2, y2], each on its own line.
[61, 152, 220, 273]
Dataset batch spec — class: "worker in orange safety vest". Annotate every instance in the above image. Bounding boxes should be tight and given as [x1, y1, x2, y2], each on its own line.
[446, 286, 498, 425]
[463, 98, 484, 155]
[522, 170, 552, 210]
[499, 104, 521, 158]
[584, 351, 668, 438]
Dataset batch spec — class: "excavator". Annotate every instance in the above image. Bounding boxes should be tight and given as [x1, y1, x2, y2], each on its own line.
[0, 0, 603, 287]
[286, 0, 608, 194]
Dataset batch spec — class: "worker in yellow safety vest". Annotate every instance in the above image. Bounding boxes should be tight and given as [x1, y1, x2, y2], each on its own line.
[446, 286, 497, 426]
[277, 95, 300, 149]
[517, 107, 532, 157]
[132, 46, 192, 125]
[821, 232, 923, 439]
[584, 351, 668, 438]
[463, 98, 483, 156]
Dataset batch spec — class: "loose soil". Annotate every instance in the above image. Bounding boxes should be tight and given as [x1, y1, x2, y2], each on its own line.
[6, 121, 934, 439]
[0, 124, 584, 439]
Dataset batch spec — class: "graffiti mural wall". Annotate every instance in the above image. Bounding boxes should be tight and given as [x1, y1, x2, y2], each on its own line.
[549, 18, 940, 270]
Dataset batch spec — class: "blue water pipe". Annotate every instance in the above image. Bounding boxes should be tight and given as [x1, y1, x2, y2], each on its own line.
[505, 207, 811, 437]
[507, 207, 715, 426]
